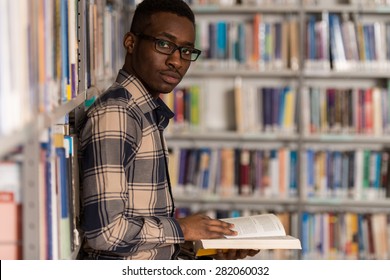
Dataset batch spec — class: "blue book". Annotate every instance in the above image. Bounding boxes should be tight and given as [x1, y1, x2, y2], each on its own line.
[42, 140, 53, 259]
[178, 148, 188, 187]
[347, 151, 355, 192]
[263, 87, 272, 131]
[301, 212, 310, 257]
[208, 23, 217, 59]
[363, 25, 372, 61]
[307, 15, 316, 60]
[326, 150, 333, 193]
[274, 22, 282, 60]
[272, 88, 280, 130]
[307, 150, 314, 197]
[374, 151, 381, 190]
[386, 23, 390, 60]
[367, 24, 376, 61]
[185, 149, 197, 186]
[278, 87, 287, 129]
[357, 214, 366, 259]
[61, 0, 70, 102]
[56, 148, 69, 223]
[263, 23, 272, 62]
[332, 151, 342, 195]
[341, 155, 350, 191]
[289, 150, 298, 195]
[216, 21, 227, 60]
[237, 22, 246, 63]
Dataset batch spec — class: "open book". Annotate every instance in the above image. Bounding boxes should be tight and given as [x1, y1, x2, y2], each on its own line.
[194, 213, 302, 257]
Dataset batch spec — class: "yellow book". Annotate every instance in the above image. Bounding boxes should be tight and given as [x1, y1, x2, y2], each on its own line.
[356, 23, 366, 62]
[283, 87, 295, 132]
[288, 18, 299, 71]
[190, 85, 200, 128]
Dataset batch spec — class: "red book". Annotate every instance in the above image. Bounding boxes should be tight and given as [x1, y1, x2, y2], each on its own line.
[364, 88, 373, 134]
[174, 88, 185, 125]
[239, 149, 251, 195]
[0, 191, 22, 260]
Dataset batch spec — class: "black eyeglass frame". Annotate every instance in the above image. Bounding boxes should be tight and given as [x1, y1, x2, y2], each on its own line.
[135, 33, 202, 62]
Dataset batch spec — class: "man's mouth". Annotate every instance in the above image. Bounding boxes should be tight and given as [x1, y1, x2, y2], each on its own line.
[161, 71, 181, 84]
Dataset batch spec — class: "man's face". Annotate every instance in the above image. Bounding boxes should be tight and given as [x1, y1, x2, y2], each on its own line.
[130, 12, 195, 97]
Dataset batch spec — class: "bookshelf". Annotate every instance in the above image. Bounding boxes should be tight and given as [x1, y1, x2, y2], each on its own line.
[161, 0, 390, 259]
[0, 0, 126, 259]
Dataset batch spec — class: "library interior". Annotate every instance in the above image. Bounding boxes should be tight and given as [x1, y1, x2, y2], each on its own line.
[1, 0, 390, 260]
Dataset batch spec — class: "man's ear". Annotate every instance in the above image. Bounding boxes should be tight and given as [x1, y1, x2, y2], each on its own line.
[123, 32, 136, 53]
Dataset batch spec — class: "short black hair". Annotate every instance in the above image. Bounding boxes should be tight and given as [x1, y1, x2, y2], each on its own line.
[130, 0, 195, 33]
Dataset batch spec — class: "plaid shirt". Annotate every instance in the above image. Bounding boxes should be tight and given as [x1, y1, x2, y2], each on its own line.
[78, 70, 184, 259]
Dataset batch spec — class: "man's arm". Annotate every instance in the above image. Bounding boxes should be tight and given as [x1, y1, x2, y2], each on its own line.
[79, 103, 183, 255]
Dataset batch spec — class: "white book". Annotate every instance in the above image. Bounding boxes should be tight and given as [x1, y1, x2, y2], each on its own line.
[330, 14, 347, 70]
[301, 87, 310, 135]
[372, 87, 383, 135]
[374, 22, 386, 69]
[68, 0, 78, 97]
[354, 149, 363, 200]
[207, 148, 220, 195]
[246, 86, 260, 132]
[194, 214, 301, 257]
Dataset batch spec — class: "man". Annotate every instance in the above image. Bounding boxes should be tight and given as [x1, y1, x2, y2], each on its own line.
[78, 0, 259, 260]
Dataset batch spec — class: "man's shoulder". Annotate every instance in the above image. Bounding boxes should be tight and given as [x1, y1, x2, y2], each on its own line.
[86, 83, 136, 113]
[96, 83, 133, 107]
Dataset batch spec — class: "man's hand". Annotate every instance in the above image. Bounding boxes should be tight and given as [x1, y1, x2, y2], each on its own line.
[177, 213, 237, 241]
[213, 249, 260, 260]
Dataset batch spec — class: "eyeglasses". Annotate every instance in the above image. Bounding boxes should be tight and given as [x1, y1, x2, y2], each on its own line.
[135, 33, 201, 62]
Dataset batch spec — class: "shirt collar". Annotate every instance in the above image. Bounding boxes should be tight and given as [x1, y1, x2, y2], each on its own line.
[116, 70, 174, 121]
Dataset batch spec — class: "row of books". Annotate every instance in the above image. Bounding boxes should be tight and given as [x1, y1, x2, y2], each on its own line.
[195, 15, 299, 70]
[176, 207, 390, 260]
[0, 123, 79, 260]
[37, 124, 80, 260]
[349, 0, 390, 6]
[83, 0, 125, 88]
[168, 146, 298, 198]
[0, 0, 122, 137]
[305, 13, 390, 71]
[183, 0, 300, 6]
[161, 86, 201, 133]
[0, 0, 78, 137]
[301, 212, 390, 260]
[302, 83, 390, 135]
[0, 125, 79, 259]
[303, 148, 390, 200]
[168, 145, 390, 200]
[234, 78, 297, 133]
[184, 0, 390, 8]
[162, 82, 297, 134]
[165, 81, 390, 136]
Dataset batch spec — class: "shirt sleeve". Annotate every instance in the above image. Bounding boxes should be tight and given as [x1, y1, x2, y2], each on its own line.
[79, 103, 184, 255]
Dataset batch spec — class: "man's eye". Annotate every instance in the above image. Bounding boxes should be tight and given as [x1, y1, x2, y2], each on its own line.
[181, 48, 191, 55]
[157, 40, 171, 49]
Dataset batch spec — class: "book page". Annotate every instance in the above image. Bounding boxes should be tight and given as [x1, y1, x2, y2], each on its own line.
[222, 214, 286, 238]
